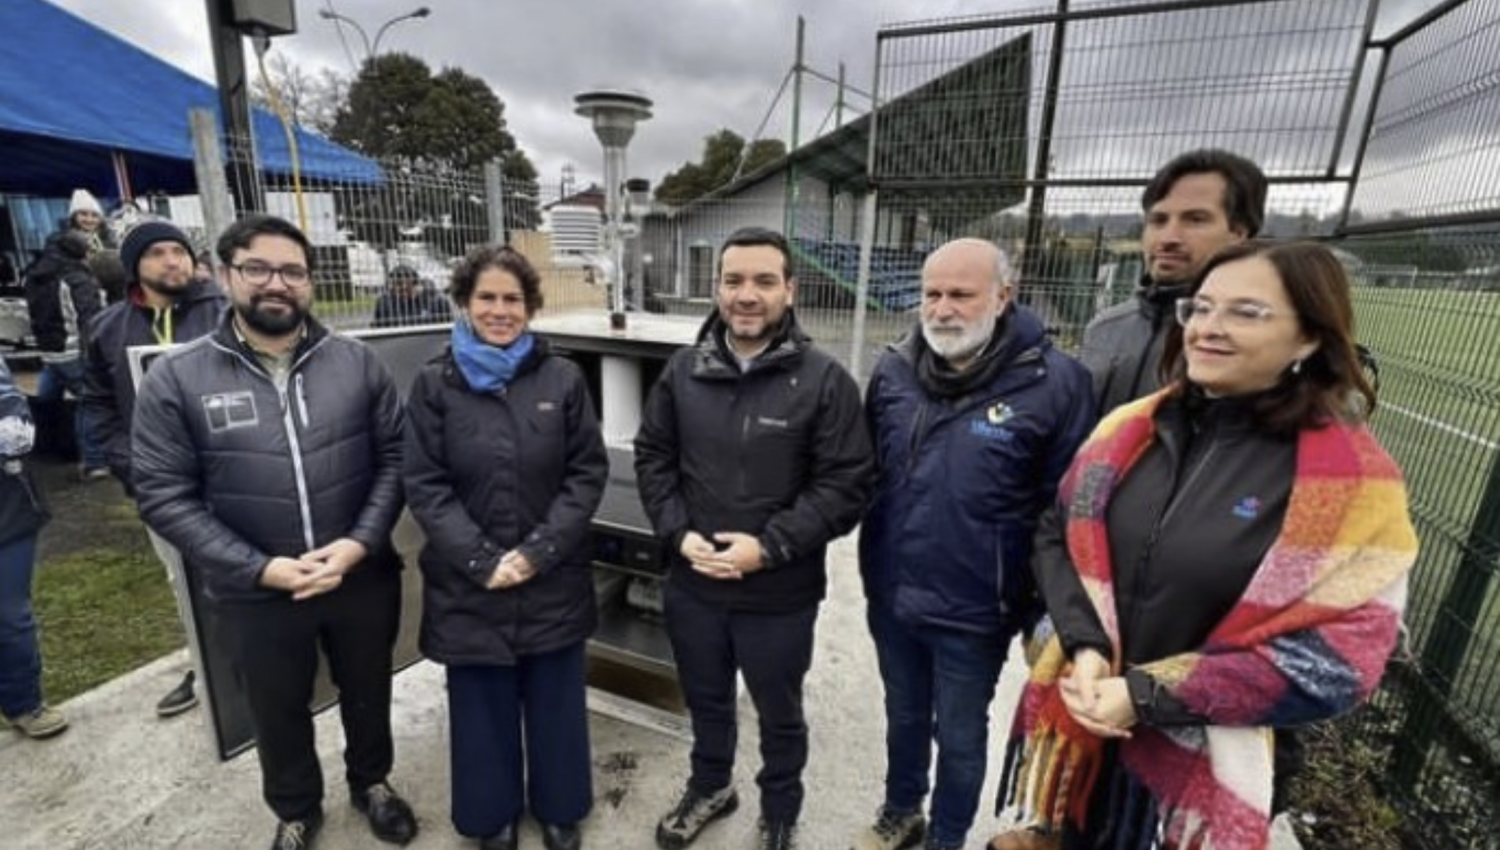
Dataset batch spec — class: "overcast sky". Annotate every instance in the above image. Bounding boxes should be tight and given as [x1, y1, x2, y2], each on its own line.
[48, 0, 1437, 201]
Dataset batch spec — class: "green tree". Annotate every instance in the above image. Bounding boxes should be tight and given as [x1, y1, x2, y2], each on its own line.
[331, 53, 540, 244]
[656, 129, 786, 205]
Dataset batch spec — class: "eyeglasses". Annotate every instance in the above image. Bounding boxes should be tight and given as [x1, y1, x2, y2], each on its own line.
[231, 261, 312, 288]
[1174, 297, 1280, 329]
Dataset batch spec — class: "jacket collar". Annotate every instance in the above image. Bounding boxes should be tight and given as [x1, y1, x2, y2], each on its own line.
[689, 307, 810, 379]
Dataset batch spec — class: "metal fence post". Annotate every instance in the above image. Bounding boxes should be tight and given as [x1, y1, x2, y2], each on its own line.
[484, 160, 508, 246]
[189, 108, 237, 253]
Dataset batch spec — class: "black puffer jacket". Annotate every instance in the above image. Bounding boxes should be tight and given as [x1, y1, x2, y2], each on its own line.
[131, 314, 406, 603]
[81, 279, 227, 490]
[403, 340, 608, 665]
[634, 310, 875, 612]
[24, 231, 102, 358]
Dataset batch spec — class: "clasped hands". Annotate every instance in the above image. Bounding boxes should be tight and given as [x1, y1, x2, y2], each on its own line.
[681, 530, 764, 580]
[486, 550, 537, 591]
[261, 538, 367, 601]
[1060, 647, 1138, 739]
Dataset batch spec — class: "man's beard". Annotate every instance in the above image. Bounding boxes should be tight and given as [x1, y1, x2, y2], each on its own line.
[139, 273, 189, 299]
[237, 295, 306, 337]
[922, 311, 997, 364]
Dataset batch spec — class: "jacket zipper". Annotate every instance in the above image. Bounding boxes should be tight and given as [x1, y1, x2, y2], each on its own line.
[1122, 434, 1220, 653]
[213, 336, 328, 552]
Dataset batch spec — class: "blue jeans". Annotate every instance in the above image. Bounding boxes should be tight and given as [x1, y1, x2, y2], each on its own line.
[868, 603, 1010, 849]
[0, 534, 43, 718]
[35, 358, 105, 469]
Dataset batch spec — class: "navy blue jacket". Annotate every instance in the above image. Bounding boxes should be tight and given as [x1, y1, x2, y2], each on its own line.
[859, 305, 1095, 636]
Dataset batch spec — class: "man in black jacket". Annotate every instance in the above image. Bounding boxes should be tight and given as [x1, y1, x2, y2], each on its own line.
[370, 265, 451, 328]
[635, 227, 875, 850]
[132, 215, 416, 850]
[24, 230, 106, 477]
[81, 219, 225, 719]
[1077, 149, 1267, 414]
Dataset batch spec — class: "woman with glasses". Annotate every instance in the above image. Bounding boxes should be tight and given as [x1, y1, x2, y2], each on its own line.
[403, 245, 607, 850]
[990, 242, 1418, 850]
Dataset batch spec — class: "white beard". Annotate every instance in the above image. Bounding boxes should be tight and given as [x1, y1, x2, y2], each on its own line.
[922, 310, 997, 364]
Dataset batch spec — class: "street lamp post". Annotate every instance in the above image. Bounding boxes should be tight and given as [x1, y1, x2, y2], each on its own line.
[318, 7, 431, 63]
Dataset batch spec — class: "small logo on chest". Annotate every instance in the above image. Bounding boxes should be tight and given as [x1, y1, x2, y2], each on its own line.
[1232, 496, 1262, 520]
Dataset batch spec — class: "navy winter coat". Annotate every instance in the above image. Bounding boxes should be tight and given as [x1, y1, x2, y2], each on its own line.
[859, 305, 1095, 636]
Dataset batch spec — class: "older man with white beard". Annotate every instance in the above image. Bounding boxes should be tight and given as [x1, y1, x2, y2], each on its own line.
[851, 238, 1095, 850]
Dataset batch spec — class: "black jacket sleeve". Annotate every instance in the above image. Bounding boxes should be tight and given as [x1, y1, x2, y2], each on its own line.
[80, 314, 131, 489]
[634, 356, 694, 551]
[403, 369, 507, 587]
[344, 350, 406, 555]
[757, 362, 875, 567]
[514, 366, 608, 573]
[1031, 504, 1113, 658]
[132, 357, 273, 594]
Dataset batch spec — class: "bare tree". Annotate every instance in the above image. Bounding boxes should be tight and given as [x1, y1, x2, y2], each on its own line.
[251, 54, 348, 136]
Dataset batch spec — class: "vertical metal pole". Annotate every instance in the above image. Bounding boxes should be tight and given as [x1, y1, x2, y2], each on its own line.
[851, 35, 885, 384]
[190, 109, 236, 254]
[1335, 44, 1391, 235]
[836, 62, 847, 129]
[1021, 0, 1069, 284]
[603, 146, 625, 328]
[484, 160, 508, 245]
[1325, 0, 1382, 180]
[784, 16, 805, 237]
[205, 0, 263, 214]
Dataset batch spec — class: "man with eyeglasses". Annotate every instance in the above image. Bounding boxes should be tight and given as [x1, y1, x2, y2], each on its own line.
[1078, 149, 1268, 415]
[82, 220, 227, 720]
[131, 215, 415, 850]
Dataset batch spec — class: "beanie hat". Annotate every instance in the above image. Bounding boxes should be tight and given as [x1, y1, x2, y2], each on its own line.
[69, 189, 103, 216]
[120, 221, 194, 283]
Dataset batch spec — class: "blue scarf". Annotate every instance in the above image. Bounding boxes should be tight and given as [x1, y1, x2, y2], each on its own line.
[451, 318, 534, 393]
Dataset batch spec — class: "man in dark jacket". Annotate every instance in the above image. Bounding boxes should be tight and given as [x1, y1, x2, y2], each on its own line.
[132, 215, 416, 850]
[24, 230, 106, 477]
[854, 239, 1094, 850]
[1078, 149, 1266, 414]
[80, 220, 224, 719]
[370, 265, 451, 328]
[635, 226, 875, 850]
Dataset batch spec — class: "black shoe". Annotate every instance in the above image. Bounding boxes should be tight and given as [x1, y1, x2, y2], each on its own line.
[351, 781, 418, 845]
[156, 671, 198, 718]
[270, 811, 323, 850]
[479, 822, 519, 850]
[542, 821, 583, 850]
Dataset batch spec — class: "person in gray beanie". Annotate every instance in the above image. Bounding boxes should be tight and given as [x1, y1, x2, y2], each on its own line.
[81, 219, 227, 720]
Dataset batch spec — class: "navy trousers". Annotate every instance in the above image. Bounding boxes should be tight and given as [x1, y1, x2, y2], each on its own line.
[664, 579, 818, 825]
[447, 642, 593, 839]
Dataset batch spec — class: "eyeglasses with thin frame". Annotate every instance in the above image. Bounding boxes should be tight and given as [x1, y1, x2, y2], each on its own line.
[230, 261, 312, 288]
[1175, 297, 1280, 330]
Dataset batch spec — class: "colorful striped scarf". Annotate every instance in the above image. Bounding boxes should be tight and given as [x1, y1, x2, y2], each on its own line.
[1000, 391, 1417, 850]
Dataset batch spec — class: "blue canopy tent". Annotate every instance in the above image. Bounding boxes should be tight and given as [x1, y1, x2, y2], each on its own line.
[0, 0, 382, 198]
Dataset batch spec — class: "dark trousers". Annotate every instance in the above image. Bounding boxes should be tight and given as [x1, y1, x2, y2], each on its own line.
[217, 568, 401, 822]
[446, 643, 593, 838]
[663, 580, 818, 825]
[868, 604, 1008, 848]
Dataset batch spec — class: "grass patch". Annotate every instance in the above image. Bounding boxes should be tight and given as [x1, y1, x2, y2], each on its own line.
[34, 546, 184, 704]
[1289, 722, 1405, 849]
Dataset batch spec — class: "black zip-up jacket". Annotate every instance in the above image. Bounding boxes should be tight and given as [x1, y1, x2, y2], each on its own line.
[24, 231, 102, 357]
[404, 341, 608, 665]
[1033, 390, 1295, 724]
[131, 314, 406, 603]
[634, 310, 876, 612]
[81, 279, 227, 491]
[1077, 277, 1188, 415]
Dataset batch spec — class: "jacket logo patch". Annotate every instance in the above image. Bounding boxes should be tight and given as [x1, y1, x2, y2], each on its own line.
[1232, 496, 1262, 520]
[202, 391, 258, 432]
[537, 401, 557, 412]
[970, 419, 1015, 442]
[757, 416, 790, 429]
[985, 402, 1015, 426]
